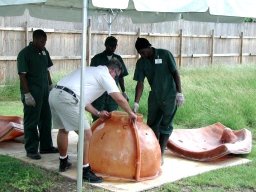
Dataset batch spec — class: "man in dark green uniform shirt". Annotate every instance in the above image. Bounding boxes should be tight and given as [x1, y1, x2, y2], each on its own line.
[133, 38, 185, 164]
[17, 29, 58, 160]
[90, 36, 129, 121]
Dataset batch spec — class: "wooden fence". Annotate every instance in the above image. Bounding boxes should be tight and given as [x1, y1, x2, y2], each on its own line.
[1, 16, 256, 84]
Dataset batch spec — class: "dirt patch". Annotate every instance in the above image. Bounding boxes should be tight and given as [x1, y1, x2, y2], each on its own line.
[48, 176, 106, 192]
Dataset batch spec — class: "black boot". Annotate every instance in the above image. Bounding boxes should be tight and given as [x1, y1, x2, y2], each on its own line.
[159, 134, 170, 165]
[59, 156, 72, 172]
[83, 166, 103, 183]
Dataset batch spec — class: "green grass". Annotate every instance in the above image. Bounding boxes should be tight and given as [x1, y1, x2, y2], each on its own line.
[0, 81, 20, 101]
[175, 64, 256, 130]
[0, 101, 23, 116]
[0, 64, 256, 191]
[0, 155, 63, 192]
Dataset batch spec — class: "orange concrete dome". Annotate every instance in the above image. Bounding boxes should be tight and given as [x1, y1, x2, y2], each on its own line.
[88, 111, 161, 181]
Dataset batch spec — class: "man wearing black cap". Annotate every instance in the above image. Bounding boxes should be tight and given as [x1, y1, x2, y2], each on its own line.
[90, 36, 129, 121]
[133, 37, 185, 164]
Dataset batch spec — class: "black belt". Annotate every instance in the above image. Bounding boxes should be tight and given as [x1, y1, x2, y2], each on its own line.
[55, 85, 78, 99]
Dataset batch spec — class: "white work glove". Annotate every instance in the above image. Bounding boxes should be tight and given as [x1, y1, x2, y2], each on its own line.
[122, 92, 129, 101]
[176, 92, 185, 107]
[49, 84, 54, 91]
[133, 102, 139, 113]
[24, 92, 36, 107]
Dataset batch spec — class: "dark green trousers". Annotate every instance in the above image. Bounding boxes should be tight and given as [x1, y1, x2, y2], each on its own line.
[22, 89, 53, 153]
[147, 92, 177, 136]
[91, 92, 118, 121]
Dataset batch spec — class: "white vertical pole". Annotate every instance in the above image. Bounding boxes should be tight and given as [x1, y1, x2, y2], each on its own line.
[77, 0, 88, 191]
[108, 14, 112, 36]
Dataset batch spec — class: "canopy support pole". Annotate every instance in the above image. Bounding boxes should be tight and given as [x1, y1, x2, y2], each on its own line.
[77, 0, 88, 191]
[103, 9, 121, 36]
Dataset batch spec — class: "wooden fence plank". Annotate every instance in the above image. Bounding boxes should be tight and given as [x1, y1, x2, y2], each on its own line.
[210, 29, 214, 64]
[179, 29, 183, 67]
[1, 22, 256, 84]
[240, 32, 244, 64]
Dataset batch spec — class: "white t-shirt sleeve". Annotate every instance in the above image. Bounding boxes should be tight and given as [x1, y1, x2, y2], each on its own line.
[99, 69, 120, 94]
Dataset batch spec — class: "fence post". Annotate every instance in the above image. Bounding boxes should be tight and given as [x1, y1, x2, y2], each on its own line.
[87, 18, 92, 66]
[240, 32, 243, 64]
[25, 21, 29, 46]
[210, 29, 214, 65]
[179, 29, 183, 67]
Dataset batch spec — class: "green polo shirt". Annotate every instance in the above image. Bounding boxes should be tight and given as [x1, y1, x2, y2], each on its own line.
[17, 42, 53, 93]
[90, 51, 128, 83]
[133, 48, 177, 101]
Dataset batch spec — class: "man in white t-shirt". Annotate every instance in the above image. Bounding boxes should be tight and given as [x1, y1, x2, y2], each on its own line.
[49, 58, 137, 183]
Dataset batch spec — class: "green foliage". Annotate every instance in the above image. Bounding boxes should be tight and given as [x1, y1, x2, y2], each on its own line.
[0, 101, 23, 116]
[174, 64, 256, 129]
[244, 18, 256, 22]
[0, 81, 20, 101]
